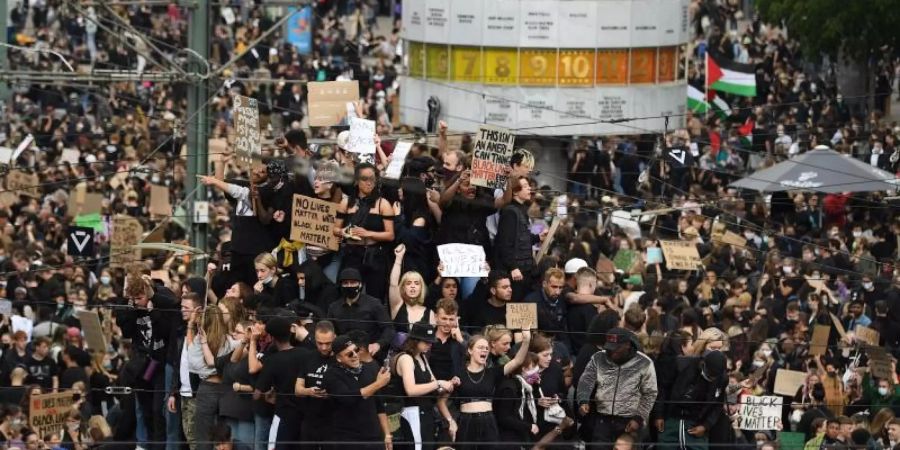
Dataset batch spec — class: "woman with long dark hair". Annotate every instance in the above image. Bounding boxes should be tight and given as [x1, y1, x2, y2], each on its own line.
[334, 163, 395, 300]
[394, 177, 437, 282]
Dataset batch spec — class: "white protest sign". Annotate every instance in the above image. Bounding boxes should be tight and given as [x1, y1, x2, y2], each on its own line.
[471, 124, 515, 189]
[11, 315, 33, 341]
[737, 395, 783, 431]
[10, 134, 34, 163]
[438, 244, 488, 278]
[0, 299, 12, 316]
[384, 141, 413, 179]
[347, 118, 376, 154]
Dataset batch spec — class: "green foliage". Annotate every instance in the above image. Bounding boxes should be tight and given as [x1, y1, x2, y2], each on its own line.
[755, 0, 900, 61]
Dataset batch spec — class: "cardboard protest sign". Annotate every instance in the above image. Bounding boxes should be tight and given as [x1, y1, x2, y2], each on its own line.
[506, 303, 537, 330]
[67, 183, 103, 217]
[232, 95, 261, 170]
[855, 326, 880, 346]
[110, 215, 143, 268]
[810, 324, 831, 356]
[867, 346, 893, 380]
[6, 170, 39, 198]
[737, 395, 782, 430]
[149, 185, 172, 217]
[470, 125, 515, 189]
[0, 191, 18, 208]
[535, 217, 561, 264]
[829, 313, 847, 339]
[29, 391, 75, 436]
[307, 81, 360, 126]
[437, 244, 488, 278]
[290, 195, 339, 251]
[384, 141, 413, 179]
[76, 309, 107, 353]
[660, 240, 702, 270]
[774, 369, 807, 396]
[347, 118, 376, 154]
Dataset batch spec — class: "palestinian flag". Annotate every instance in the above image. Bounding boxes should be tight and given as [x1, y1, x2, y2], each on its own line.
[687, 85, 732, 119]
[738, 116, 754, 147]
[706, 50, 757, 97]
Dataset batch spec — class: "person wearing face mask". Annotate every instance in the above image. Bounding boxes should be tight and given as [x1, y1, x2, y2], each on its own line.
[860, 373, 900, 417]
[853, 276, 883, 310]
[577, 328, 658, 450]
[495, 352, 542, 450]
[326, 269, 395, 360]
[656, 350, 728, 450]
[796, 383, 833, 441]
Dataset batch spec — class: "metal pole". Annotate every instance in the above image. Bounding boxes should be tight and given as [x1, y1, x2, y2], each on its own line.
[186, 0, 209, 274]
[0, 0, 9, 104]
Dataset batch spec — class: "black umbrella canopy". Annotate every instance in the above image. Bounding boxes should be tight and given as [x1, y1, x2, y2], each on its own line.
[729, 146, 900, 193]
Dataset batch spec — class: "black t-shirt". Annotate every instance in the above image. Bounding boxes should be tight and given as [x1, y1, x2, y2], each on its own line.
[429, 337, 457, 382]
[59, 366, 88, 390]
[461, 294, 507, 332]
[25, 355, 58, 389]
[324, 361, 383, 441]
[298, 350, 331, 420]
[454, 365, 505, 403]
[254, 346, 305, 418]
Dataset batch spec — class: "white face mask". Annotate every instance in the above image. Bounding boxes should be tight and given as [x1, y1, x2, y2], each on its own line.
[757, 441, 766, 447]
[853, 231, 863, 238]
[879, 387, 889, 396]
[783, 266, 794, 275]
[864, 282, 874, 290]
[752, 360, 765, 368]
[762, 349, 772, 358]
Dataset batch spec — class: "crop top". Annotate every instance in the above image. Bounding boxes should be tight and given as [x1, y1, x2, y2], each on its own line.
[454, 365, 505, 404]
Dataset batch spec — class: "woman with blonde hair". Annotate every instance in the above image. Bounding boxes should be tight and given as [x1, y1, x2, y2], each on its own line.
[687, 327, 729, 356]
[485, 325, 513, 368]
[252, 253, 291, 306]
[218, 296, 247, 332]
[389, 244, 435, 332]
[187, 306, 238, 450]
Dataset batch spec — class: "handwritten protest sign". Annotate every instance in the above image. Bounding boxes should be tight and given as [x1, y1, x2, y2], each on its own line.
[76, 310, 107, 353]
[437, 244, 488, 278]
[384, 141, 413, 179]
[347, 118, 376, 154]
[290, 195, 339, 251]
[149, 185, 172, 217]
[470, 125, 515, 189]
[29, 391, 75, 436]
[506, 303, 537, 330]
[67, 183, 103, 217]
[774, 369, 807, 396]
[232, 95, 261, 170]
[660, 240, 702, 270]
[110, 215, 143, 268]
[855, 326, 880, 346]
[6, 170, 39, 198]
[867, 346, 893, 379]
[737, 395, 782, 430]
[308, 81, 360, 126]
[60, 148, 80, 165]
[810, 324, 830, 356]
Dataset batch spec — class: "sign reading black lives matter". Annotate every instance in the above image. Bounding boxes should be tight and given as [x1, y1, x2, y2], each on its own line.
[232, 95, 261, 170]
[291, 195, 340, 251]
[471, 124, 516, 189]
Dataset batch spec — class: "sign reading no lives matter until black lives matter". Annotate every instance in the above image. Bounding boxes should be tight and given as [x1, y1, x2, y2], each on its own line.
[291, 194, 340, 251]
[471, 124, 515, 189]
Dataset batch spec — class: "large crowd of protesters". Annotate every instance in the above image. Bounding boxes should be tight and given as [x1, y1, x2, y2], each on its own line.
[0, 0, 899, 450]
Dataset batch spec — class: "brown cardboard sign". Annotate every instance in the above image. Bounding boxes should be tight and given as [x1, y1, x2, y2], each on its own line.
[773, 369, 807, 396]
[867, 346, 893, 380]
[290, 195, 339, 251]
[506, 303, 537, 330]
[67, 184, 103, 217]
[76, 309, 107, 353]
[307, 81, 360, 127]
[149, 185, 172, 217]
[110, 215, 143, 268]
[809, 324, 830, 356]
[855, 326, 880, 346]
[29, 391, 75, 436]
[6, 170, 39, 198]
[660, 240, 702, 270]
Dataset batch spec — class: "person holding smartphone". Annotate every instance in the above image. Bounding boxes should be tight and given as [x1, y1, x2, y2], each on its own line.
[294, 321, 337, 450]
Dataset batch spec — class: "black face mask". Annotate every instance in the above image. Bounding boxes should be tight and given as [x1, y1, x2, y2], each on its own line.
[341, 285, 361, 299]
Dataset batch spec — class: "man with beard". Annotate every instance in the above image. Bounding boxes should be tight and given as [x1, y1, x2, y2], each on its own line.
[577, 328, 658, 450]
[295, 321, 336, 449]
[524, 268, 569, 350]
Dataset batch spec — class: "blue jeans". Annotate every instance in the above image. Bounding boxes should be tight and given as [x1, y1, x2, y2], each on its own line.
[135, 397, 147, 446]
[458, 276, 479, 301]
[226, 419, 255, 448]
[164, 365, 181, 450]
[254, 414, 273, 450]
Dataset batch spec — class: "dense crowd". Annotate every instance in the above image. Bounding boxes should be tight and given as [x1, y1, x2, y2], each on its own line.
[0, 0, 900, 450]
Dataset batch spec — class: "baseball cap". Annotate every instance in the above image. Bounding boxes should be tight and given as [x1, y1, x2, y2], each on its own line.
[603, 328, 634, 352]
[339, 268, 362, 283]
[332, 335, 355, 355]
[702, 350, 727, 380]
[564, 258, 588, 274]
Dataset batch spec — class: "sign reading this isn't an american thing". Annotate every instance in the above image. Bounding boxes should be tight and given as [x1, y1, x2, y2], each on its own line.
[470, 124, 516, 189]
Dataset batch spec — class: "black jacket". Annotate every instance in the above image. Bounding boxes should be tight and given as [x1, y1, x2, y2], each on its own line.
[114, 285, 179, 363]
[495, 376, 536, 450]
[495, 200, 536, 275]
[665, 356, 727, 430]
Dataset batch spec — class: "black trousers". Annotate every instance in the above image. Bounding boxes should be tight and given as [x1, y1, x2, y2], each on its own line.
[274, 410, 303, 450]
[300, 415, 333, 450]
[455, 411, 499, 450]
[136, 369, 167, 450]
[588, 415, 633, 450]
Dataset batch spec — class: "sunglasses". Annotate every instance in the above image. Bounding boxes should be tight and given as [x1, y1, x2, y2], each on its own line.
[341, 348, 358, 358]
[358, 175, 376, 182]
